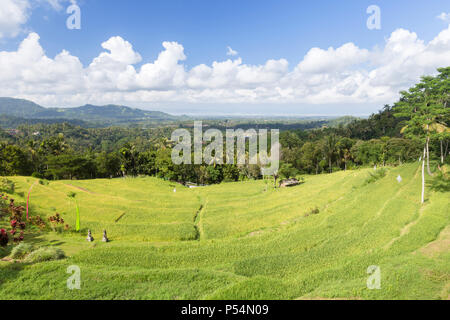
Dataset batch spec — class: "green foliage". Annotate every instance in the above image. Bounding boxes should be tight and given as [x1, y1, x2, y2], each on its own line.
[222, 165, 240, 182]
[46, 154, 96, 180]
[0, 144, 33, 176]
[95, 152, 121, 178]
[394, 68, 450, 143]
[0, 247, 7, 258]
[429, 170, 450, 192]
[305, 207, 320, 216]
[347, 105, 405, 140]
[279, 163, 299, 179]
[0, 178, 15, 194]
[24, 247, 65, 263]
[67, 191, 76, 198]
[31, 172, 43, 179]
[38, 179, 49, 186]
[10, 243, 33, 259]
[364, 168, 387, 185]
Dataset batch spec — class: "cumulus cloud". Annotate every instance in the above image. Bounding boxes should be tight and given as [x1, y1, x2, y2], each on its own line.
[297, 43, 369, 74]
[136, 41, 186, 90]
[437, 12, 450, 22]
[0, 0, 30, 39]
[1, 25, 450, 109]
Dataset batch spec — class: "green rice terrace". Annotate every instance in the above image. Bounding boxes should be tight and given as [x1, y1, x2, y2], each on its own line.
[0, 163, 449, 300]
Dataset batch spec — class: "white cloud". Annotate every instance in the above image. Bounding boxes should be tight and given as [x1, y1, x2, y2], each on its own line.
[44, 0, 77, 11]
[136, 41, 187, 90]
[227, 46, 238, 56]
[0, 0, 30, 39]
[0, 33, 84, 96]
[1, 25, 450, 110]
[297, 43, 369, 74]
[45, 0, 63, 10]
[437, 12, 450, 22]
[0, 0, 78, 39]
[97, 36, 142, 65]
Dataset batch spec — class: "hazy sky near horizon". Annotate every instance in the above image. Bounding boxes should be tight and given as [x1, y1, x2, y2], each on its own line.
[0, 0, 450, 115]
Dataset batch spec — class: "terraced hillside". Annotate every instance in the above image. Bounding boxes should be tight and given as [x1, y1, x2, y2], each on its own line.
[0, 164, 448, 300]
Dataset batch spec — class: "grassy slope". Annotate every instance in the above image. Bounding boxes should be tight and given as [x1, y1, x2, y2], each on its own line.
[0, 164, 448, 300]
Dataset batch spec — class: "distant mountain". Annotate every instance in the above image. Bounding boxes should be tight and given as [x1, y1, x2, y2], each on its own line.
[0, 98, 177, 124]
[0, 98, 45, 118]
[33, 104, 178, 121]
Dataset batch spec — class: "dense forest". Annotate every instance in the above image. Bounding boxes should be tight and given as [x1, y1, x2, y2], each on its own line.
[0, 68, 448, 185]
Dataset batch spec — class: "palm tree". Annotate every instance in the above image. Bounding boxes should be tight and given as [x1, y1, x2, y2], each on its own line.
[336, 138, 354, 171]
[323, 135, 337, 173]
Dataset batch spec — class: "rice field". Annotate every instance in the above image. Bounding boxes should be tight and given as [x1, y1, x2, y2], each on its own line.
[0, 163, 448, 300]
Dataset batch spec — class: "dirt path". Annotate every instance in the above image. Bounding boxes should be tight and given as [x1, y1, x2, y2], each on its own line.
[193, 199, 208, 241]
[64, 184, 96, 194]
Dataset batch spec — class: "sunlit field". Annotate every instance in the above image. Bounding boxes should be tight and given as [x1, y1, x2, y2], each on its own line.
[0, 164, 448, 300]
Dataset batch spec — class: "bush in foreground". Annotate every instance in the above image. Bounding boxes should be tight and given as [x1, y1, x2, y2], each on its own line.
[24, 247, 65, 263]
[10, 243, 33, 259]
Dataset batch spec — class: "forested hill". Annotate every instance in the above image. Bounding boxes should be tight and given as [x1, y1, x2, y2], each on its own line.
[33, 104, 178, 121]
[0, 98, 45, 117]
[0, 98, 178, 123]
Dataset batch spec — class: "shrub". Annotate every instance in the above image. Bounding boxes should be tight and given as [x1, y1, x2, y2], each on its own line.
[6, 198, 26, 244]
[364, 168, 387, 185]
[48, 213, 69, 232]
[31, 215, 47, 230]
[430, 171, 450, 192]
[67, 191, 76, 198]
[10, 243, 33, 259]
[31, 172, 43, 179]
[38, 179, 49, 186]
[0, 178, 15, 194]
[304, 207, 320, 217]
[24, 247, 65, 263]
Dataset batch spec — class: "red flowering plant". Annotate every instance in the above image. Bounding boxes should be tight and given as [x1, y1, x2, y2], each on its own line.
[8, 198, 26, 244]
[48, 213, 69, 232]
[31, 215, 47, 230]
[0, 194, 26, 246]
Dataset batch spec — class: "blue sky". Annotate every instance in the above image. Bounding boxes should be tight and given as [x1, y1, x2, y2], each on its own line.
[22, 0, 450, 66]
[1, 0, 450, 115]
